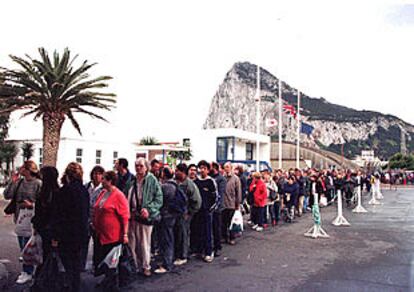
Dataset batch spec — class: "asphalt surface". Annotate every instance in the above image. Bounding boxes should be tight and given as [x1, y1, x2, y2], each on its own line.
[1, 187, 414, 291]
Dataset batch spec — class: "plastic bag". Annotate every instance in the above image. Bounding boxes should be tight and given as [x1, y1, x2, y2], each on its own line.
[99, 244, 122, 270]
[319, 196, 328, 207]
[31, 250, 72, 292]
[22, 233, 43, 266]
[119, 244, 137, 287]
[15, 208, 34, 237]
[229, 210, 244, 234]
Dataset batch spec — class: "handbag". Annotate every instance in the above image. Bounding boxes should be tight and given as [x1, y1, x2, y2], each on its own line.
[4, 179, 24, 215]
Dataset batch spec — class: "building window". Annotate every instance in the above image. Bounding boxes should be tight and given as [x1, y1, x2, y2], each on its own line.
[217, 138, 228, 162]
[113, 151, 118, 164]
[96, 150, 102, 165]
[76, 148, 83, 163]
[246, 143, 253, 160]
[39, 148, 43, 168]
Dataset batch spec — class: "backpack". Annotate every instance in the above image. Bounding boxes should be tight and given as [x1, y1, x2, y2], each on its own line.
[166, 181, 187, 214]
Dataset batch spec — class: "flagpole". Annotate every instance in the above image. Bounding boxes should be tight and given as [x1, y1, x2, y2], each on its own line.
[278, 79, 282, 169]
[296, 90, 301, 169]
[256, 65, 261, 171]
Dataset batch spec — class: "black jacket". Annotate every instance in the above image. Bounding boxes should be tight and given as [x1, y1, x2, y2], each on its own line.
[52, 180, 89, 251]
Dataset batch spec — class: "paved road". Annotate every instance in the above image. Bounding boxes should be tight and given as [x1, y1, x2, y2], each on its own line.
[1, 188, 414, 291]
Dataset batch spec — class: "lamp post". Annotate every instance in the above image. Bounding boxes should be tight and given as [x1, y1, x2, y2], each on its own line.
[255, 65, 261, 171]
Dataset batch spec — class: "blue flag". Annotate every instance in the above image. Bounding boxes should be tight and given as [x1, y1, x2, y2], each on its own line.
[301, 122, 314, 136]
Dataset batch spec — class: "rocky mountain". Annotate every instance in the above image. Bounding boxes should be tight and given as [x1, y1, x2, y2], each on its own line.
[204, 62, 414, 160]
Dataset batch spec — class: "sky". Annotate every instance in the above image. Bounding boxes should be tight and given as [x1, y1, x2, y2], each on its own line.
[2, 0, 414, 143]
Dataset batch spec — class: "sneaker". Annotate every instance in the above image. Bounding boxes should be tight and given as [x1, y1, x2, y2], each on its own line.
[256, 226, 264, 232]
[154, 266, 168, 274]
[247, 220, 253, 226]
[18, 257, 23, 263]
[174, 259, 188, 266]
[252, 224, 258, 230]
[16, 272, 32, 284]
[228, 240, 236, 246]
[204, 254, 214, 263]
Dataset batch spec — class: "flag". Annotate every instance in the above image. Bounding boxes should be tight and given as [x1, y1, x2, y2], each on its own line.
[283, 104, 297, 118]
[301, 122, 314, 136]
[266, 118, 277, 127]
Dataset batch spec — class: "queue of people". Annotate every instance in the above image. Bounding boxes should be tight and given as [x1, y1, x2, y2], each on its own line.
[3, 158, 376, 291]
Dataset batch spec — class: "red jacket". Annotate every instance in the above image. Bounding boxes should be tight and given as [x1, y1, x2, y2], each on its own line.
[250, 179, 267, 207]
[93, 187, 130, 245]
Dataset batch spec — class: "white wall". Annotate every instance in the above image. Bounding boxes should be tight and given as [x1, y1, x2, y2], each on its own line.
[10, 138, 137, 182]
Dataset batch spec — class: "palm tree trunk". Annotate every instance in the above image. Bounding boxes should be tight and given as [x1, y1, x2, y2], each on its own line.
[42, 112, 65, 167]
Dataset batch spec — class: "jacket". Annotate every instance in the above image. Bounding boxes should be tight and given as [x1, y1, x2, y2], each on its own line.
[211, 173, 226, 211]
[127, 172, 163, 221]
[250, 179, 267, 207]
[93, 187, 130, 245]
[178, 178, 201, 215]
[194, 176, 219, 212]
[223, 174, 242, 210]
[52, 180, 89, 251]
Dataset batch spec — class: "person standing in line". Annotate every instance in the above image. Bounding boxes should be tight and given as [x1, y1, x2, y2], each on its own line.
[250, 172, 267, 232]
[192, 160, 219, 263]
[4, 160, 41, 285]
[31, 166, 59, 264]
[115, 158, 134, 196]
[222, 162, 241, 245]
[51, 162, 89, 292]
[150, 159, 161, 180]
[173, 163, 201, 266]
[263, 170, 278, 226]
[93, 171, 129, 287]
[82, 165, 105, 271]
[155, 167, 180, 274]
[187, 164, 198, 181]
[209, 162, 226, 256]
[127, 158, 163, 277]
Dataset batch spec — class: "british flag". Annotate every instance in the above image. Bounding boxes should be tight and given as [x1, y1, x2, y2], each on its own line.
[283, 103, 297, 119]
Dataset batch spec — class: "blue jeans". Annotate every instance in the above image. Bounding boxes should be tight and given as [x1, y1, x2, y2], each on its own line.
[269, 202, 280, 223]
[159, 216, 177, 270]
[18, 236, 34, 275]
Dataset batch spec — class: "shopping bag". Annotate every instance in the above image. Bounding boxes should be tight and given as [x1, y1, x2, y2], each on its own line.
[229, 210, 244, 234]
[98, 244, 122, 270]
[15, 208, 34, 237]
[319, 196, 328, 207]
[118, 244, 137, 287]
[31, 250, 72, 292]
[22, 233, 43, 266]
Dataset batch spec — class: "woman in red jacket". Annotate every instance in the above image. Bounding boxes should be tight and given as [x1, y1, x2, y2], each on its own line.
[249, 172, 267, 232]
[93, 171, 130, 278]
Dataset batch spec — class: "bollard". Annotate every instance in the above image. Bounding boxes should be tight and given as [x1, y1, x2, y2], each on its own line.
[304, 193, 329, 239]
[368, 184, 381, 205]
[375, 178, 384, 200]
[353, 184, 368, 213]
[332, 190, 351, 226]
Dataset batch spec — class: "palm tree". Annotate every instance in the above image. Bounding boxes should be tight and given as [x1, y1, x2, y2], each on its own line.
[140, 136, 159, 146]
[0, 142, 18, 174]
[0, 48, 116, 166]
[21, 142, 34, 161]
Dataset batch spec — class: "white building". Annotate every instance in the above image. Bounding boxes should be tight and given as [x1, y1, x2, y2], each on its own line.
[189, 128, 271, 171]
[9, 137, 136, 180]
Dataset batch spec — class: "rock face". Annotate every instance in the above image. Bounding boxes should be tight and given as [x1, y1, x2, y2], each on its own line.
[204, 62, 414, 160]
